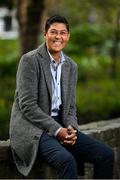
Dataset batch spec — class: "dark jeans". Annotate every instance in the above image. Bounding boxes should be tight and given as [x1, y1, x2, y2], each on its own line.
[38, 118, 114, 179]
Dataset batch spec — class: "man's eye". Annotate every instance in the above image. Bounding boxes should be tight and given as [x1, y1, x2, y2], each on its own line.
[61, 32, 67, 35]
[49, 30, 68, 36]
[50, 31, 56, 34]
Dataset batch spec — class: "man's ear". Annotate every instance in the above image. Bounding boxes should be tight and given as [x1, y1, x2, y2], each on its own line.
[67, 33, 70, 41]
[43, 31, 46, 37]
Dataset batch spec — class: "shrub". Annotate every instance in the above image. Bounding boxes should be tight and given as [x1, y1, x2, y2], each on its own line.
[0, 76, 15, 139]
[65, 24, 114, 56]
[76, 79, 120, 124]
[0, 39, 19, 77]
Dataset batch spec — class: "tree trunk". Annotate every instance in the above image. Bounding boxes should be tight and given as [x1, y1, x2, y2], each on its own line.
[16, 0, 45, 55]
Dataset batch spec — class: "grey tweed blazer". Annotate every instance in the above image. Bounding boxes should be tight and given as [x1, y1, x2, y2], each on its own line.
[9, 43, 79, 176]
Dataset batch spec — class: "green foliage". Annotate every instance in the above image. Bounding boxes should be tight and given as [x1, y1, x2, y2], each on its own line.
[0, 59, 17, 77]
[0, 39, 18, 139]
[0, 76, 15, 139]
[65, 24, 114, 56]
[0, 39, 19, 60]
[73, 55, 112, 82]
[76, 79, 120, 124]
[0, 39, 19, 76]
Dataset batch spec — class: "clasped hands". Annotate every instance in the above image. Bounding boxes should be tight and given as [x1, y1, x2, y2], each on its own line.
[57, 125, 77, 146]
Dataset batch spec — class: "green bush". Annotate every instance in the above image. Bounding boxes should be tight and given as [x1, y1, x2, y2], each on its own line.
[76, 79, 120, 124]
[0, 76, 15, 139]
[0, 39, 19, 77]
[0, 59, 17, 76]
[65, 24, 114, 56]
[0, 39, 19, 56]
[0, 101, 11, 140]
[0, 39, 18, 139]
[74, 55, 112, 82]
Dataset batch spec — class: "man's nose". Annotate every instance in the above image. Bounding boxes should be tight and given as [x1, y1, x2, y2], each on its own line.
[55, 32, 61, 38]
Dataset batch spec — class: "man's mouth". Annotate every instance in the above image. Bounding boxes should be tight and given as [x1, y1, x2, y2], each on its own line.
[53, 41, 62, 46]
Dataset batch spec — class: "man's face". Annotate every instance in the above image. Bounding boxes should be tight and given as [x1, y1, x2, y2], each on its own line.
[44, 22, 70, 54]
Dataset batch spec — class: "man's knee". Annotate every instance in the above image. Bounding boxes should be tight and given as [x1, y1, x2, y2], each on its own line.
[56, 150, 77, 168]
[54, 150, 78, 178]
[106, 147, 114, 162]
[101, 145, 114, 163]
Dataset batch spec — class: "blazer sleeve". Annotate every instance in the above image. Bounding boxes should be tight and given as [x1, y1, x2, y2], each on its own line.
[16, 54, 61, 135]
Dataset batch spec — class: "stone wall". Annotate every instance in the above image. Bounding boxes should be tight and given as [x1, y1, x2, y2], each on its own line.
[80, 118, 120, 179]
[0, 118, 120, 179]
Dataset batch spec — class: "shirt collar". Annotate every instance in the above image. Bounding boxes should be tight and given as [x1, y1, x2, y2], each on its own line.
[47, 49, 65, 64]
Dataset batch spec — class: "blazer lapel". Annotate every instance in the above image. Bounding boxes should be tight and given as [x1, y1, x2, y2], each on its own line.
[42, 59, 52, 99]
[37, 44, 52, 100]
[61, 60, 70, 108]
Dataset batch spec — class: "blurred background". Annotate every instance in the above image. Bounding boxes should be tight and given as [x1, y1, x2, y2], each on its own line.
[0, 0, 120, 140]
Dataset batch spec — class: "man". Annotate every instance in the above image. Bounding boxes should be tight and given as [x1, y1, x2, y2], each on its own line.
[10, 15, 114, 179]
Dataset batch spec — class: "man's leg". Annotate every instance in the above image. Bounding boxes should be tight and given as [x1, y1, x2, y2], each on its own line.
[67, 131, 114, 179]
[38, 132, 78, 179]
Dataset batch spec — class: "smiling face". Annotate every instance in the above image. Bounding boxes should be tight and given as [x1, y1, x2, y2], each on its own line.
[44, 22, 70, 56]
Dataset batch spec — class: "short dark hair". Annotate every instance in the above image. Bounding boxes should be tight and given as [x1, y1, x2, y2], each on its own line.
[45, 15, 69, 33]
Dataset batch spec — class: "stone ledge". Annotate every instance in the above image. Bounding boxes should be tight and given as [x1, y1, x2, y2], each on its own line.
[79, 118, 120, 133]
[0, 118, 120, 179]
[0, 139, 10, 161]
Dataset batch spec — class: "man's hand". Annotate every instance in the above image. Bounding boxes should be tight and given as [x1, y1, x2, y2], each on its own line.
[57, 125, 77, 146]
[64, 125, 77, 145]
